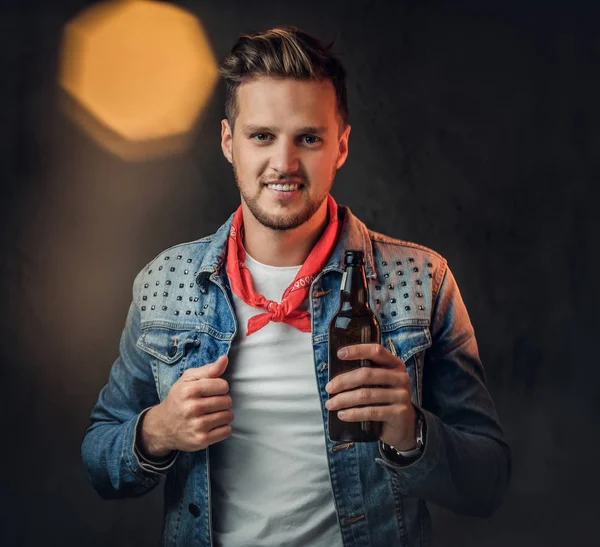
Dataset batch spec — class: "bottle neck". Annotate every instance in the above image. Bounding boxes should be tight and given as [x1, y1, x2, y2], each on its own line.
[339, 265, 370, 310]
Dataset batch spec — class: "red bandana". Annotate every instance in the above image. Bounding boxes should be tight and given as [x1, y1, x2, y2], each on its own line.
[226, 194, 340, 336]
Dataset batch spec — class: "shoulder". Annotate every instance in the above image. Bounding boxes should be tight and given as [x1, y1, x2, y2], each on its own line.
[146, 235, 213, 266]
[367, 229, 449, 302]
[369, 229, 445, 262]
[131, 235, 215, 296]
[368, 229, 447, 270]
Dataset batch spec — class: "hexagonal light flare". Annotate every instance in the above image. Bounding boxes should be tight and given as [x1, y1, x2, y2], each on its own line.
[59, 0, 218, 160]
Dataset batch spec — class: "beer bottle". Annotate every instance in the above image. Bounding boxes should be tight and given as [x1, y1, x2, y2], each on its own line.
[328, 250, 382, 442]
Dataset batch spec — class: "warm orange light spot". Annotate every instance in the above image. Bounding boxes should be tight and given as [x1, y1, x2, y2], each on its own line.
[59, 0, 218, 159]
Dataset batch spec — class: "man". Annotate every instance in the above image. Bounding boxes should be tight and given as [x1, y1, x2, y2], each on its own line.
[82, 25, 511, 547]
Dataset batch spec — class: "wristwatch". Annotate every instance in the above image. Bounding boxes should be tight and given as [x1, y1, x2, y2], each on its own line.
[382, 409, 425, 459]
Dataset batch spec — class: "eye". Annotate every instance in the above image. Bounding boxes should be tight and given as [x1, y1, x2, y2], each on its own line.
[251, 133, 272, 142]
[301, 135, 321, 145]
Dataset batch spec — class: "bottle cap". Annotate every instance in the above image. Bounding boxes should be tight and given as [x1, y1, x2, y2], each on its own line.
[344, 250, 365, 266]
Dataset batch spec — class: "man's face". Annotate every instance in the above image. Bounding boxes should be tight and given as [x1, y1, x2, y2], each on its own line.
[221, 77, 350, 231]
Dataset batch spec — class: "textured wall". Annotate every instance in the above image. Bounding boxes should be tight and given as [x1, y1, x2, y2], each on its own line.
[1, 1, 598, 546]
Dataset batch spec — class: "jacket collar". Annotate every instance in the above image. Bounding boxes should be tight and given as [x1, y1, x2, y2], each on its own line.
[193, 200, 376, 286]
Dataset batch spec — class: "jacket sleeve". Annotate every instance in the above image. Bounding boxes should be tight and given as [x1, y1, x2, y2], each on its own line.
[81, 269, 178, 499]
[376, 263, 512, 517]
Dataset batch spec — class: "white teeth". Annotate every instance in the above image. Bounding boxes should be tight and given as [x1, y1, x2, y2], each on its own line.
[267, 183, 299, 192]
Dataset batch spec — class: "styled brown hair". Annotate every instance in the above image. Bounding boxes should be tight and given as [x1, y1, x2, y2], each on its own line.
[219, 26, 349, 132]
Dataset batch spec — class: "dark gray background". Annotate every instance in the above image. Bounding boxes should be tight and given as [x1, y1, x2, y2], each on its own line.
[1, 1, 598, 546]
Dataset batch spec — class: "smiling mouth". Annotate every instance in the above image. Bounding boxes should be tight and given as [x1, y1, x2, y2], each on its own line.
[263, 182, 305, 192]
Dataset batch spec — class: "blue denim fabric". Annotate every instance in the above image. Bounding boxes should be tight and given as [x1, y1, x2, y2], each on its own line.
[81, 204, 511, 547]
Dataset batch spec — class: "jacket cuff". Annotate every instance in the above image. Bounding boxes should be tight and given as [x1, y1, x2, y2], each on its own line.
[130, 407, 179, 474]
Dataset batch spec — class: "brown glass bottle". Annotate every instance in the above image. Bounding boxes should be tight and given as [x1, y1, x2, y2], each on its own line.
[328, 250, 382, 442]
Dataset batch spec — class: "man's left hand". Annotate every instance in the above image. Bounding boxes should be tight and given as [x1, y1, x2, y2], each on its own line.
[325, 343, 418, 450]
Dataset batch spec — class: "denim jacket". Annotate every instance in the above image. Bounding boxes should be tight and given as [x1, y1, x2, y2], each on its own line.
[81, 203, 511, 547]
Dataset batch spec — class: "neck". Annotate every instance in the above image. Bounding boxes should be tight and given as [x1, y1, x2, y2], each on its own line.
[240, 200, 330, 267]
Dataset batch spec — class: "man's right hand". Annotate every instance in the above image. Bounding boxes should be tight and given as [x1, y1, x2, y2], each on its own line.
[139, 355, 233, 458]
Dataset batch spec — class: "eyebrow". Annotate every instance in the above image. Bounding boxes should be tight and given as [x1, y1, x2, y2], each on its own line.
[242, 124, 328, 135]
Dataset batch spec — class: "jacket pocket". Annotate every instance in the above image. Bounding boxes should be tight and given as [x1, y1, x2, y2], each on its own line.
[384, 324, 431, 407]
[137, 326, 201, 399]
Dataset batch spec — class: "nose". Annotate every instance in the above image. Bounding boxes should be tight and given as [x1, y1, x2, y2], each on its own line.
[270, 139, 299, 174]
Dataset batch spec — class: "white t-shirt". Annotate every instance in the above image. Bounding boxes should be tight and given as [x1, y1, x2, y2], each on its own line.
[210, 253, 344, 547]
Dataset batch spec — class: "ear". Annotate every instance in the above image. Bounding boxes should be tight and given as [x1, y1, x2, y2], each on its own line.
[335, 124, 351, 169]
[221, 118, 233, 164]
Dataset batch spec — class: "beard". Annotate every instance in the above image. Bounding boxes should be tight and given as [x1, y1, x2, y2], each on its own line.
[232, 161, 336, 231]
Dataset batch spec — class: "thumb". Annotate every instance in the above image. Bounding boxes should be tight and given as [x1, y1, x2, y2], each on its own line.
[206, 354, 229, 377]
[182, 354, 229, 381]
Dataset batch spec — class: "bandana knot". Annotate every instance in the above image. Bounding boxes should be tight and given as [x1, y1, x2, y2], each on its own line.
[265, 301, 286, 322]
